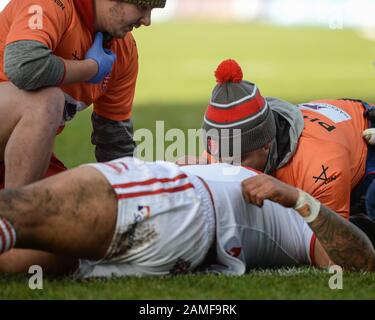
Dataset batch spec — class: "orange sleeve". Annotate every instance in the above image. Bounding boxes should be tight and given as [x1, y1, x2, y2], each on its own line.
[5, 0, 71, 50]
[93, 35, 139, 121]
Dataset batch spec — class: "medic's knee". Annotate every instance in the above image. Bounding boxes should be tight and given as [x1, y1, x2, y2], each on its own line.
[30, 87, 65, 128]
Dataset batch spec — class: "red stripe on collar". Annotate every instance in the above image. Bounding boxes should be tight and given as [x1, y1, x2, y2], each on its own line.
[74, 0, 95, 36]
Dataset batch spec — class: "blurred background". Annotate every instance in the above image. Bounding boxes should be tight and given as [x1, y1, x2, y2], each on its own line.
[1, 0, 375, 166]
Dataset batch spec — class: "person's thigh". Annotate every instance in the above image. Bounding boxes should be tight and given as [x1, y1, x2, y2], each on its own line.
[0, 82, 64, 161]
[0, 153, 67, 189]
[2, 166, 118, 260]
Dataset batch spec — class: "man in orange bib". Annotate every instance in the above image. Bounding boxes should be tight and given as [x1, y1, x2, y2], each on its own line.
[201, 59, 375, 244]
[0, 0, 166, 189]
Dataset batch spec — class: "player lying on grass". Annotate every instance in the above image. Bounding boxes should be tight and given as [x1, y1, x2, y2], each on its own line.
[0, 157, 374, 278]
[201, 59, 375, 221]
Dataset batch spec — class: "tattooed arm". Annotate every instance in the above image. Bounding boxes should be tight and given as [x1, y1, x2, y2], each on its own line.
[242, 174, 375, 272]
[308, 204, 375, 271]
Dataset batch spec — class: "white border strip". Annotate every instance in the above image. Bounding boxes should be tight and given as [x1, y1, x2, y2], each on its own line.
[210, 85, 258, 108]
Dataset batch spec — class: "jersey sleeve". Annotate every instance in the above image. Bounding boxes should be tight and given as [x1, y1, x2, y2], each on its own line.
[93, 35, 139, 121]
[5, 0, 71, 50]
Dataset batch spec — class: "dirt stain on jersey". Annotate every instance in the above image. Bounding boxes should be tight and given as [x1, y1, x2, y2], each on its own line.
[106, 222, 158, 260]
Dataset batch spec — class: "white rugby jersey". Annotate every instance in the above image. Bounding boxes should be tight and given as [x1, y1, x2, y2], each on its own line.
[181, 164, 314, 274]
[76, 159, 314, 278]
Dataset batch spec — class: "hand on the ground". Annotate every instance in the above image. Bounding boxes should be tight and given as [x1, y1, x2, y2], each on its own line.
[85, 32, 117, 84]
[242, 174, 299, 208]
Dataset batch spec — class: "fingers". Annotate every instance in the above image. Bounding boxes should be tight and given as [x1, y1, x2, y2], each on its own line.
[242, 175, 273, 207]
[93, 32, 103, 46]
[246, 187, 265, 207]
[242, 174, 271, 195]
[242, 174, 299, 208]
[104, 48, 117, 62]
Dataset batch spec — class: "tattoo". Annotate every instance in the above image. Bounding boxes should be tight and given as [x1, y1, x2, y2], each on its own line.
[0, 188, 62, 233]
[0, 189, 34, 219]
[309, 205, 375, 271]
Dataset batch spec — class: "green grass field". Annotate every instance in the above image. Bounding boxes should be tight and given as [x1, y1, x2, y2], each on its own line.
[2, 268, 375, 300]
[5, 22, 375, 299]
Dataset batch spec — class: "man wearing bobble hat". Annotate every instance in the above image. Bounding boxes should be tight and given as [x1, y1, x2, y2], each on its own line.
[200, 59, 375, 245]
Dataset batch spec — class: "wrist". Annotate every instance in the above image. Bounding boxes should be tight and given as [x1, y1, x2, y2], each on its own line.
[85, 58, 99, 81]
[293, 189, 321, 223]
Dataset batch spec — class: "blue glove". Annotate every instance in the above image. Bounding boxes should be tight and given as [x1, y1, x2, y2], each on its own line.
[85, 32, 117, 84]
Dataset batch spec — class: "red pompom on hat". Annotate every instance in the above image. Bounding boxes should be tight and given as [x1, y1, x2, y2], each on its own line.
[215, 59, 243, 84]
